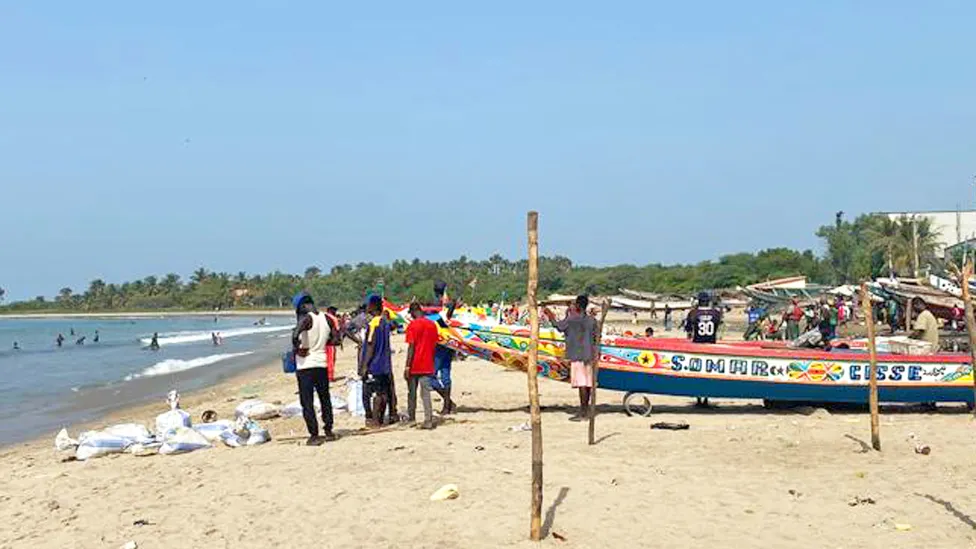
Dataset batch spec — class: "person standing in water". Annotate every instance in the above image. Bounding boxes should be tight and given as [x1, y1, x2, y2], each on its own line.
[12, 342, 20, 350]
[292, 292, 337, 445]
[544, 295, 599, 421]
[149, 333, 160, 351]
[56, 333, 64, 347]
[93, 330, 99, 343]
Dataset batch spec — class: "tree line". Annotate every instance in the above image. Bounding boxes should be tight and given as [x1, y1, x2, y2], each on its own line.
[0, 214, 943, 313]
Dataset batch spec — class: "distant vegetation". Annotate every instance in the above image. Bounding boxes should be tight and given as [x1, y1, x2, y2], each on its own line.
[0, 214, 943, 313]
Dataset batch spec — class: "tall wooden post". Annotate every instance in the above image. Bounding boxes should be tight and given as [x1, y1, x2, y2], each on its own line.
[905, 297, 914, 333]
[958, 261, 976, 415]
[588, 299, 611, 445]
[525, 211, 543, 540]
[861, 283, 881, 451]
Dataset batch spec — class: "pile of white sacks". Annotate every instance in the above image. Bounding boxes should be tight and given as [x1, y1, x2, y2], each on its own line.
[56, 390, 272, 461]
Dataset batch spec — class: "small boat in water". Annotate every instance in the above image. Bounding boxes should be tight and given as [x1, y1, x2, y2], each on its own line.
[443, 320, 976, 409]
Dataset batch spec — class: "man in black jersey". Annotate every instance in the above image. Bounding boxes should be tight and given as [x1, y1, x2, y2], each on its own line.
[686, 291, 722, 407]
[686, 291, 723, 344]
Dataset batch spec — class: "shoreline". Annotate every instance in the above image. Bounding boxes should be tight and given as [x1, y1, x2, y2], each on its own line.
[1, 353, 284, 452]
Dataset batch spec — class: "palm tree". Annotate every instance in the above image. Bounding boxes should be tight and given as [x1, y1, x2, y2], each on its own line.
[143, 276, 158, 296]
[191, 268, 210, 285]
[161, 273, 182, 295]
[57, 287, 73, 304]
[0, 287, 5, 304]
[897, 215, 941, 276]
[864, 216, 903, 277]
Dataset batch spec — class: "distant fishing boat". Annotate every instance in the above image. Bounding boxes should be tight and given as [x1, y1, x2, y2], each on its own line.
[443, 320, 976, 412]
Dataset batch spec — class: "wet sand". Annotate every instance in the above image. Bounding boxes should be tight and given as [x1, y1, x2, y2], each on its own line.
[2, 334, 976, 548]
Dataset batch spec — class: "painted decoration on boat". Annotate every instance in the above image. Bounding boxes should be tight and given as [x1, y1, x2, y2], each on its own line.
[444, 321, 975, 389]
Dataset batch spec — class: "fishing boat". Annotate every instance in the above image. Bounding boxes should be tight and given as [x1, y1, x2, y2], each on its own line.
[442, 319, 976, 413]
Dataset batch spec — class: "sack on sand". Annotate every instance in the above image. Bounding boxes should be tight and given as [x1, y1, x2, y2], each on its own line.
[281, 395, 346, 418]
[159, 426, 212, 455]
[280, 400, 304, 418]
[346, 379, 365, 417]
[220, 417, 270, 447]
[55, 428, 79, 452]
[155, 409, 192, 439]
[76, 431, 130, 460]
[156, 391, 192, 438]
[128, 442, 163, 456]
[234, 399, 280, 420]
[193, 420, 235, 442]
[104, 423, 154, 445]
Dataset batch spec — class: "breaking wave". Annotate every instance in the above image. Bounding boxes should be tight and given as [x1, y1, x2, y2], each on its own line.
[125, 351, 254, 380]
[139, 325, 290, 346]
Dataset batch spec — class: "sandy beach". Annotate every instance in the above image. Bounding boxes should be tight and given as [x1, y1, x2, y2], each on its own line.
[2, 331, 976, 549]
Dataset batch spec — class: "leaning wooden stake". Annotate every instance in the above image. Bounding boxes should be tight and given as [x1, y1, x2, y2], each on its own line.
[588, 299, 611, 445]
[958, 261, 976, 415]
[525, 211, 543, 541]
[860, 283, 881, 451]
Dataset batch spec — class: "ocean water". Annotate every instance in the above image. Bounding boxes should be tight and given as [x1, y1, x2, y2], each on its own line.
[0, 315, 292, 445]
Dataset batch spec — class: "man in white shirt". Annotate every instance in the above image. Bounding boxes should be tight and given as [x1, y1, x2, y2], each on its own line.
[292, 292, 337, 446]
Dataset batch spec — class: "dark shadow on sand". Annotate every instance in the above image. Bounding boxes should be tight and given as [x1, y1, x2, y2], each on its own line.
[542, 487, 570, 538]
[844, 434, 872, 454]
[917, 493, 976, 529]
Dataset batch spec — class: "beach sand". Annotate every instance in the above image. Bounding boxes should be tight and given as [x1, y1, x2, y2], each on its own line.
[2, 334, 976, 548]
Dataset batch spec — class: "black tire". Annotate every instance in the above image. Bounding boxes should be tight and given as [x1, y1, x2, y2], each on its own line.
[623, 392, 653, 417]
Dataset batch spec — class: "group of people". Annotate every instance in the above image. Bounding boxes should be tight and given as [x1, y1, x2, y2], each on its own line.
[289, 282, 459, 446]
[54, 329, 99, 348]
[745, 295, 854, 343]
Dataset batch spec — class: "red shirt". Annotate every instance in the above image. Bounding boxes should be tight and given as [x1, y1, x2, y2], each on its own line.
[405, 317, 439, 375]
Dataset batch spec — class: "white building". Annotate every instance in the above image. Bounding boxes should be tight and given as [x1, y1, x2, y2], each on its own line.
[879, 210, 976, 257]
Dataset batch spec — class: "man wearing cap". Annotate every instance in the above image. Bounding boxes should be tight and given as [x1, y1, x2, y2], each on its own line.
[429, 281, 458, 415]
[686, 291, 723, 344]
[686, 291, 722, 406]
[359, 295, 395, 426]
[292, 292, 336, 446]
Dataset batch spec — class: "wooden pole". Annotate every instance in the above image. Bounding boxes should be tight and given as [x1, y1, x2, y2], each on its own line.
[525, 211, 543, 541]
[958, 261, 976, 415]
[861, 283, 881, 451]
[905, 297, 914, 333]
[588, 299, 611, 445]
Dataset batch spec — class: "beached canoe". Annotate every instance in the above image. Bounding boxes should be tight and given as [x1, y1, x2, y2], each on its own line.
[442, 320, 976, 406]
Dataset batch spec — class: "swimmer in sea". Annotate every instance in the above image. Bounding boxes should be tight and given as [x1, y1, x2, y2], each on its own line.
[56, 333, 64, 347]
[93, 330, 99, 343]
[149, 332, 160, 351]
[13, 342, 20, 350]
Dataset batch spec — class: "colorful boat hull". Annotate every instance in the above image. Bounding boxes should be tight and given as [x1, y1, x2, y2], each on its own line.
[443, 321, 976, 405]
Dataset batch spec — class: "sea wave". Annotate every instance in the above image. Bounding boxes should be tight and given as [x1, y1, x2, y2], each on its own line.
[125, 351, 255, 380]
[139, 325, 290, 346]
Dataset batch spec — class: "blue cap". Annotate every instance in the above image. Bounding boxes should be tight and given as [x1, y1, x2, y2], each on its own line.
[365, 294, 382, 307]
[292, 291, 311, 310]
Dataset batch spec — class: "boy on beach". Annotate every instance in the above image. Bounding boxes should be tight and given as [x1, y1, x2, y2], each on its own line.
[404, 303, 438, 428]
[429, 281, 458, 415]
[544, 295, 598, 421]
[292, 292, 337, 446]
[359, 295, 394, 427]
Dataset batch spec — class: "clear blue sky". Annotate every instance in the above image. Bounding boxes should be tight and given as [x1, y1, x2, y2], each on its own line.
[2, 1, 974, 300]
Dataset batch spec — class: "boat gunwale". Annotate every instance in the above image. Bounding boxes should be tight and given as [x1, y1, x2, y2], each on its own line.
[451, 322, 971, 365]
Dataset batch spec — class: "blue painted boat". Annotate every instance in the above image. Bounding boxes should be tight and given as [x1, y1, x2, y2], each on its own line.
[443, 321, 975, 408]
